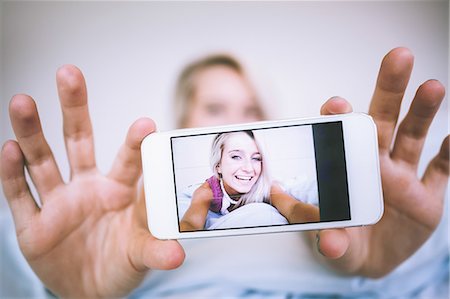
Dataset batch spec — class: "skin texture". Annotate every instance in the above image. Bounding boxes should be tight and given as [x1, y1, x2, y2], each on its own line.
[0, 48, 448, 298]
[270, 184, 320, 224]
[179, 182, 214, 231]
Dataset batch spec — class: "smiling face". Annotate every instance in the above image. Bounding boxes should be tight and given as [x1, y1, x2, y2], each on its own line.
[217, 132, 262, 195]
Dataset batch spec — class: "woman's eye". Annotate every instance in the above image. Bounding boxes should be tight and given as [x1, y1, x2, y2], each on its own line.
[252, 157, 262, 162]
[231, 155, 241, 160]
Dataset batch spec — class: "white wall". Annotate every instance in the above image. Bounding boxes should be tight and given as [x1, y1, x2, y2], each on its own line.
[1, 1, 448, 210]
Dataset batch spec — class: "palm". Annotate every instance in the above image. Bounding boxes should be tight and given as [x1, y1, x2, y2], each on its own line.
[15, 175, 131, 297]
[380, 157, 443, 231]
[357, 154, 445, 276]
[318, 48, 449, 277]
[1, 65, 184, 298]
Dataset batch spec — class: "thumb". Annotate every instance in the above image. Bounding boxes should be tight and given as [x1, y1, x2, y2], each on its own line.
[320, 97, 353, 115]
[128, 230, 185, 272]
[316, 229, 350, 259]
[108, 117, 156, 187]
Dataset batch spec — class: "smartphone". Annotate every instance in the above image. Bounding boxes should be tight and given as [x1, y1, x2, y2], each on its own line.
[141, 113, 383, 239]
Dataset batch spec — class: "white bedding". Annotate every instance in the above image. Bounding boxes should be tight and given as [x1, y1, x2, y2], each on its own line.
[177, 175, 318, 230]
[207, 202, 288, 229]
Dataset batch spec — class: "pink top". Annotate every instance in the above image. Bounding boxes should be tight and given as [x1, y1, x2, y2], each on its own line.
[206, 176, 223, 213]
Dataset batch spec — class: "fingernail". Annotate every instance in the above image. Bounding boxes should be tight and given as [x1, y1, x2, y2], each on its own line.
[316, 232, 324, 256]
[329, 96, 343, 101]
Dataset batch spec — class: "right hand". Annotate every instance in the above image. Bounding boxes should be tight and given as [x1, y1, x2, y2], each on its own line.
[0, 65, 185, 298]
[315, 48, 449, 278]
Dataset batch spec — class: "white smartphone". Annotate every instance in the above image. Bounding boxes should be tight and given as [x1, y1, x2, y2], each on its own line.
[141, 113, 383, 240]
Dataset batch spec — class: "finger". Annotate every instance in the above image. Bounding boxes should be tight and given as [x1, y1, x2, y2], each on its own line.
[320, 97, 353, 115]
[315, 228, 370, 275]
[316, 229, 349, 259]
[137, 184, 148, 226]
[9, 95, 64, 196]
[422, 136, 450, 196]
[391, 80, 445, 166]
[108, 118, 156, 187]
[368, 47, 414, 154]
[129, 231, 185, 271]
[56, 65, 96, 175]
[0, 140, 39, 234]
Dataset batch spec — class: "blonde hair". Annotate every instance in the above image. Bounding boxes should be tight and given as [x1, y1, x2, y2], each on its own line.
[173, 53, 266, 128]
[210, 130, 272, 210]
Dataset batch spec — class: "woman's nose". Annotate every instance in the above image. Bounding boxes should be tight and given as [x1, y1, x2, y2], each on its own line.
[240, 159, 253, 172]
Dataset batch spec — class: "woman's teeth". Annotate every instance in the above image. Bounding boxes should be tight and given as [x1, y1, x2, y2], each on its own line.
[236, 175, 252, 181]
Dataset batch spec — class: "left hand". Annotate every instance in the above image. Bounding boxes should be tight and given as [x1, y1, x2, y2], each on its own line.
[0, 65, 185, 298]
[315, 47, 449, 278]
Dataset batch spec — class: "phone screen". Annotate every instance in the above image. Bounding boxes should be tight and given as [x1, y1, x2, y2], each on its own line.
[171, 121, 350, 232]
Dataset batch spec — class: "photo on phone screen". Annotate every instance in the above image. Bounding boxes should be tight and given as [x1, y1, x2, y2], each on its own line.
[171, 121, 351, 232]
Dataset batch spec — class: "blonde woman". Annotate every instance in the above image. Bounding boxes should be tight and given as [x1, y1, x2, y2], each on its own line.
[173, 53, 267, 128]
[180, 130, 319, 231]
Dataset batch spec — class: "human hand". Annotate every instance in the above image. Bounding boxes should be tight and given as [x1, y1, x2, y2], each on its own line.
[315, 47, 449, 277]
[0, 65, 185, 298]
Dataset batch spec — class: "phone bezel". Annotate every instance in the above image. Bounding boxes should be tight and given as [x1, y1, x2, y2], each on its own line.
[141, 113, 383, 240]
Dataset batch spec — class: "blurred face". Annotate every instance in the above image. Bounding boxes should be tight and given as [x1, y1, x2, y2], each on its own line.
[184, 66, 264, 128]
[217, 132, 262, 195]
